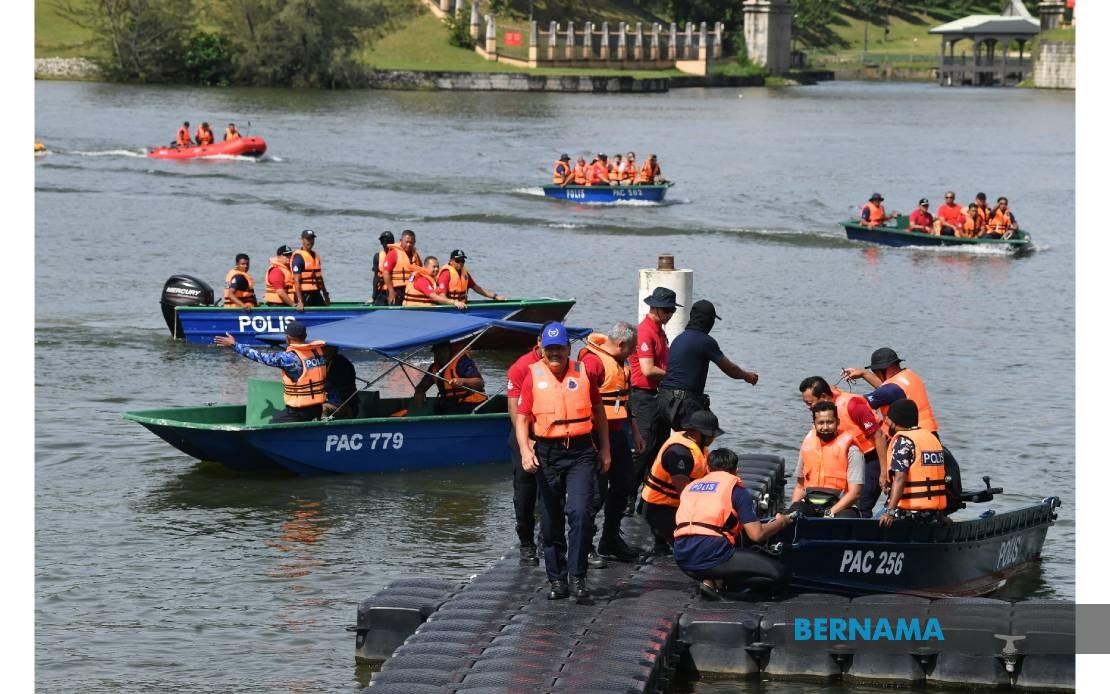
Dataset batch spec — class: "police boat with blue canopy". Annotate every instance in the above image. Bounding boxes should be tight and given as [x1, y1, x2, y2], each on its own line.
[123, 311, 591, 475]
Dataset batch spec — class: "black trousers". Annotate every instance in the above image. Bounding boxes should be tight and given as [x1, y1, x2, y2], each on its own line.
[534, 437, 598, 581]
[593, 425, 634, 543]
[388, 290, 405, 307]
[658, 388, 710, 432]
[371, 286, 389, 306]
[857, 450, 882, 518]
[630, 389, 668, 490]
[643, 501, 677, 548]
[509, 433, 539, 547]
[301, 290, 326, 307]
[683, 549, 788, 593]
[271, 404, 322, 423]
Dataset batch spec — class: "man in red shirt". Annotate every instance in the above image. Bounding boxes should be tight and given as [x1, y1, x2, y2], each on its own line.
[908, 198, 935, 234]
[934, 191, 964, 237]
[380, 229, 420, 306]
[579, 321, 646, 563]
[507, 334, 544, 564]
[403, 256, 463, 308]
[265, 245, 295, 306]
[629, 287, 680, 511]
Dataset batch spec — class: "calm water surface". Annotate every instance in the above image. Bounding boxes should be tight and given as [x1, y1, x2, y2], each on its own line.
[35, 80, 1074, 692]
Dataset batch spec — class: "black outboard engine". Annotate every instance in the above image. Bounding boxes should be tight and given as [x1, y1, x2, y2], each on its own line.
[161, 274, 215, 337]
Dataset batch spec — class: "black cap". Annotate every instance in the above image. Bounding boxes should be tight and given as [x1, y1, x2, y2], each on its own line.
[868, 347, 903, 370]
[888, 398, 919, 428]
[379, 231, 394, 244]
[919, 198, 929, 205]
[598, 152, 607, 159]
[643, 287, 681, 309]
[450, 249, 467, 261]
[687, 409, 725, 438]
[284, 320, 308, 339]
[690, 298, 722, 321]
[870, 192, 884, 202]
[301, 229, 316, 239]
[559, 153, 570, 161]
[276, 245, 293, 256]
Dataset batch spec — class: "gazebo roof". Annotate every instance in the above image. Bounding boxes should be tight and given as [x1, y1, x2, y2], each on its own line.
[929, 0, 1039, 36]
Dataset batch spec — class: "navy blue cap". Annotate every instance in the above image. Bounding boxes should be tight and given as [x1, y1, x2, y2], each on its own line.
[540, 322, 569, 348]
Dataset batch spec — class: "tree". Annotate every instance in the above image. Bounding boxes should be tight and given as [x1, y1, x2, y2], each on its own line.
[792, 0, 845, 49]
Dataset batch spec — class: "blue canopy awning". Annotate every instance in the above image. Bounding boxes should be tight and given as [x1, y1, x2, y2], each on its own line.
[259, 310, 591, 356]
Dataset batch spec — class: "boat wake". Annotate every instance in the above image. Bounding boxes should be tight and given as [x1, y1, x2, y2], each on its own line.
[903, 243, 1033, 256]
[511, 187, 547, 197]
[71, 149, 147, 158]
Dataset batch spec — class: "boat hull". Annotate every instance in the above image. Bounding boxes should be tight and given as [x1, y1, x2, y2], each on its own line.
[147, 137, 267, 160]
[773, 500, 1058, 597]
[842, 218, 1032, 251]
[542, 183, 672, 203]
[168, 299, 576, 348]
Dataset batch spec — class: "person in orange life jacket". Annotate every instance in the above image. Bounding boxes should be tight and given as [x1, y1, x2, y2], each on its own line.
[641, 409, 722, 555]
[799, 375, 887, 517]
[291, 230, 329, 310]
[435, 250, 505, 306]
[404, 256, 464, 309]
[963, 192, 990, 238]
[579, 321, 647, 564]
[323, 345, 357, 420]
[265, 245, 296, 307]
[224, 123, 240, 141]
[860, 192, 896, 228]
[175, 121, 193, 147]
[507, 332, 546, 565]
[552, 153, 572, 187]
[195, 122, 215, 146]
[630, 288, 681, 513]
[658, 300, 758, 431]
[608, 154, 624, 183]
[224, 253, 258, 310]
[572, 157, 590, 185]
[983, 196, 1019, 239]
[515, 322, 610, 601]
[908, 198, 935, 234]
[674, 448, 793, 599]
[368, 231, 394, 306]
[789, 401, 865, 518]
[381, 229, 421, 306]
[412, 341, 486, 415]
[589, 153, 613, 186]
[841, 347, 940, 437]
[879, 399, 948, 527]
[622, 152, 638, 184]
[214, 320, 328, 423]
[637, 153, 662, 184]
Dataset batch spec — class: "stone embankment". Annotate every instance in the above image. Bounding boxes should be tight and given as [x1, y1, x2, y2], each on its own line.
[35, 57, 101, 80]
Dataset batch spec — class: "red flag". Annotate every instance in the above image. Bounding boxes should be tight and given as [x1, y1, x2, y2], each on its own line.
[504, 31, 522, 47]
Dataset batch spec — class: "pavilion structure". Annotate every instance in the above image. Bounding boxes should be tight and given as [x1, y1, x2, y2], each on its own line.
[929, 0, 1039, 86]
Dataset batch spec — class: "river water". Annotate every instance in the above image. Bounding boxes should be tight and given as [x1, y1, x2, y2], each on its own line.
[35, 80, 1074, 692]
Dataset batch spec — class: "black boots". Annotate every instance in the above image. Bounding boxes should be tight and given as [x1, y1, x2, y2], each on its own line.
[570, 576, 590, 600]
[547, 579, 570, 600]
[597, 535, 640, 563]
[519, 544, 538, 565]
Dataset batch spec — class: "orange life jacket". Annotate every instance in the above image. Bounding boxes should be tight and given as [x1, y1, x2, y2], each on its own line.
[638, 160, 659, 184]
[552, 161, 571, 185]
[435, 353, 488, 405]
[527, 359, 594, 439]
[880, 368, 939, 433]
[264, 258, 294, 304]
[402, 268, 439, 306]
[799, 429, 855, 493]
[293, 249, 322, 292]
[176, 127, 191, 146]
[590, 161, 610, 185]
[642, 432, 709, 507]
[442, 265, 471, 302]
[577, 333, 630, 421]
[987, 208, 1014, 235]
[887, 428, 947, 511]
[282, 341, 328, 408]
[674, 470, 745, 544]
[832, 388, 881, 455]
[572, 164, 589, 185]
[862, 201, 887, 226]
[225, 128, 240, 141]
[621, 160, 636, 183]
[196, 128, 214, 145]
[224, 269, 257, 306]
[609, 161, 622, 180]
[384, 243, 421, 289]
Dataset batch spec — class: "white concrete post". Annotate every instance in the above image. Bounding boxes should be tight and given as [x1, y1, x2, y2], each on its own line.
[669, 23, 677, 61]
[548, 21, 558, 61]
[600, 22, 610, 61]
[469, 1, 480, 41]
[685, 22, 694, 60]
[583, 22, 593, 61]
[651, 24, 660, 62]
[529, 21, 538, 63]
[634, 23, 644, 61]
[698, 21, 707, 62]
[455, 0, 464, 19]
[485, 15, 497, 58]
[618, 22, 627, 61]
[638, 255, 693, 345]
[439, 0, 451, 14]
[714, 22, 723, 59]
[566, 22, 575, 61]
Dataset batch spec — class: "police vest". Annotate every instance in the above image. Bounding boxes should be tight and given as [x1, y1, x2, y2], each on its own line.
[880, 369, 939, 433]
[832, 388, 881, 456]
[435, 353, 487, 405]
[642, 432, 709, 508]
[176, 127, 191, 145]
[282, 341, 328, 408]
[862, 201, 886, 226]
[799, 430, 855, 493]
[674, 470, 745, 544]
[442, 265, 471, 302]
[887, 428, 947, 511]
[224, 269, 257, 306]
[577, 334, 630, 421]
[589, 161, 609, 185]
[385, 243, 421, 289]
[528, 359, 593, 439]
[987, 208, 1014, 234]
[552, 161, 571, 184]
[638, 161, 659, 184]
[293, 250, 322, 292]
[264, 258, 293, 304]
[402, 268, 439, 306]
[621, 160, 636, 183]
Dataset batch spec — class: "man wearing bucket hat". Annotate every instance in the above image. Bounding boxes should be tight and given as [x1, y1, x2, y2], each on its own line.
[629, 287, 681, 511]
[214, 319, 328, 423]
[860, 192, 896, 228]
[658, 299, 759, 431]
[515, 322, 611, 602]
[841, 347, 940, 436]
[552, 154, 572, 187]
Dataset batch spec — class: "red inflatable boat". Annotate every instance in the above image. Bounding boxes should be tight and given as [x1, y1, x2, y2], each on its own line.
[147, 137, 267, 160]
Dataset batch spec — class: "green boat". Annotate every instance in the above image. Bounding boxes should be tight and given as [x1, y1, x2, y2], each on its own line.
[842, 216, 1033, 252]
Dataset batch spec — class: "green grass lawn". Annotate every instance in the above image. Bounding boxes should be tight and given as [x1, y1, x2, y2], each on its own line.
[35, 0, 97, 58]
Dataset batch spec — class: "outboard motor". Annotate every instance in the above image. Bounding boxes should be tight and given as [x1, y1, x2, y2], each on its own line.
[161, 274, 215, 338]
